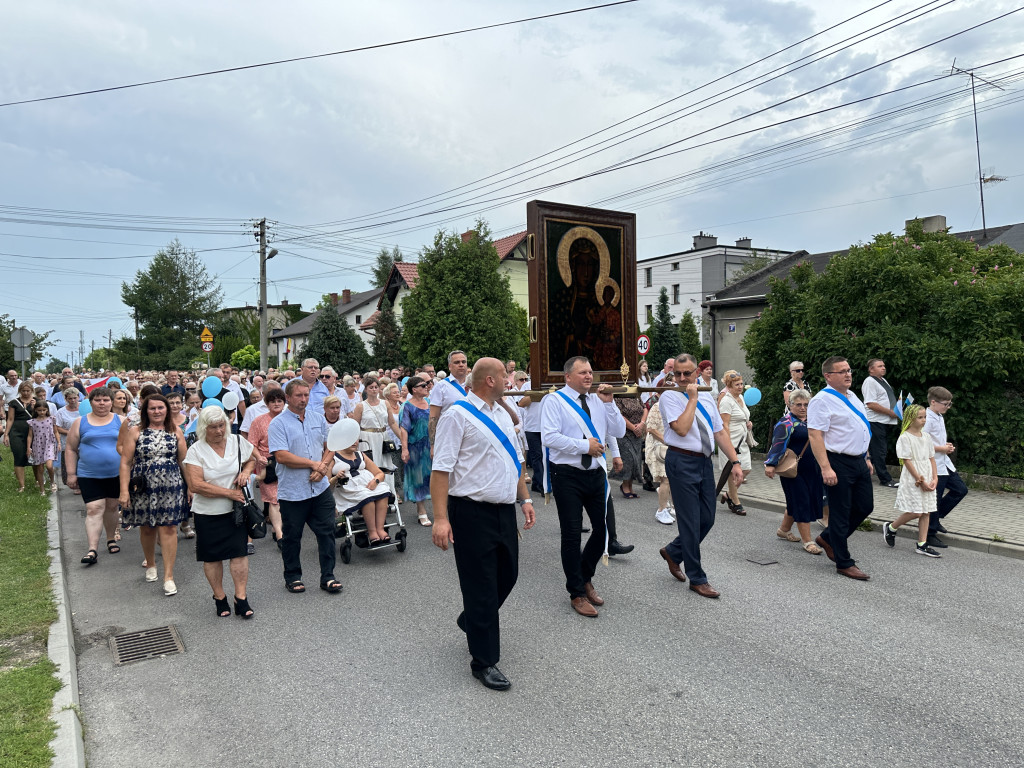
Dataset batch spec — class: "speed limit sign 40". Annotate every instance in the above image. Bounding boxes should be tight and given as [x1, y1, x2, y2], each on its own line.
[637, 334, 650, 356]
[201, 341, 214, 353]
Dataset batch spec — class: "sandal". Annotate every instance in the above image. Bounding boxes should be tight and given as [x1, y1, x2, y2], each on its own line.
[380, 534, 392, 544]
[51, 482, 58, 493]
[320, 580, 343, 594]
[81, 549, 98, 565]
[106, 540, 120, 554]
[368, 538, 382, 548]
[234, 597, 254, 619]
[418, 514, 432, 527]
[619, 484, 638, 499]
[732, 504, 746, 516]
[776, 528, 801, 542]
[285, 581, 306, 593]
[803, 541, 824, 555]
[213, 595, 231, 617]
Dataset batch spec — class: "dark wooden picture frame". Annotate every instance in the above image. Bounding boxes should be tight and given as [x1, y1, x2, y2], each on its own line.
[526, 200, 637, 388]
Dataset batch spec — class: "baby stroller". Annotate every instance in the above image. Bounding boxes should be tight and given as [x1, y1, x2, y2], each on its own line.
[335, 494, 408, 564]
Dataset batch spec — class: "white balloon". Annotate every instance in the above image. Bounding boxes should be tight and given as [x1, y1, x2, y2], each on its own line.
[222, 391, 240, 410]
[327, 419, 360, 452]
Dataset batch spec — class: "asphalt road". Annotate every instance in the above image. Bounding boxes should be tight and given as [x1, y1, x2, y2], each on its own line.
[59, 488, 1024, 767]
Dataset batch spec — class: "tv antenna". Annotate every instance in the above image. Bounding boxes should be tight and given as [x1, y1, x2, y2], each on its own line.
[950, 58, 1004, 238]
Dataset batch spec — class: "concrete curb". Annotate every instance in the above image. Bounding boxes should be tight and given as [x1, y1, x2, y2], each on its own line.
[738, 492, 1024, 560]
[46, 491, 87, 768]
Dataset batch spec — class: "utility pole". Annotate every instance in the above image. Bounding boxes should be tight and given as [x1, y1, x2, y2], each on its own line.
[951, 60, 1004, 239]
[79, 330, 85, 371]
[258, 218, 278, 374]
[134, 309, 140, 372]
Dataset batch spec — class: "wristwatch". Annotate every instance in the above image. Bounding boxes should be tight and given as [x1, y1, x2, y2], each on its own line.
[519, 498, 533, 507]
[729, 460, 740, 466]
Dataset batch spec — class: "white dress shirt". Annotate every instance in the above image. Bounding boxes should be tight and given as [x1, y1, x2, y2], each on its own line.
[518, 379, 543, 433]
[807, 388, 871, 455]
[923, 408, 954, 475]
[240, 399, 269, 434]
[540, 386, 626, 469]
[861, 377, 897, 425]
[431, 377, 469, 412]
[658, 390, 723, 453]
[432, 391, 523, 504]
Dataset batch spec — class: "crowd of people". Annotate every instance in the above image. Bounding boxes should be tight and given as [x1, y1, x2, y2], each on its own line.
[0, 350, 970, 689]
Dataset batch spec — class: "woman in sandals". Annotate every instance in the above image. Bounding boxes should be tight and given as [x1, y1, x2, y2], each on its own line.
[183, 405, 257, 619]
[718, 371, 752, 515]
[763, 389, 824, 554]
[65, 387, 123, 564]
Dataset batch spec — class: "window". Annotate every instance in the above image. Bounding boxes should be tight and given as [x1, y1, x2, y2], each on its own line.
[671, 262, 679, 271]
[645, 304, 653, 323]
[672, 285, 680, 304]
[355, 315, 362, 324]
[644, 267, 652, 288]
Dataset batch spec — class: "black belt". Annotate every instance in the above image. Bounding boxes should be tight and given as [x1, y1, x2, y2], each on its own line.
[668, 446, 709, 459]
[552, 463, 602, 474]
[826, 450, 868, 459]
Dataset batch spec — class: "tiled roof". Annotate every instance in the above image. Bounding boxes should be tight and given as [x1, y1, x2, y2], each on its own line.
[493, 231, 527, 261]
[394, 262, 419, 289]
[269, 287, 380, 339]
[359, 310, 379, 331]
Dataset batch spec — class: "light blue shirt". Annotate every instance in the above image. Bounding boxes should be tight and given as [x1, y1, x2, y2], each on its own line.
[268, 407, 330, 501]
[305, 379, 331, 415]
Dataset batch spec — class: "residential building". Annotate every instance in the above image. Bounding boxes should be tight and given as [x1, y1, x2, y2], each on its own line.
[270, 288, 379, 364]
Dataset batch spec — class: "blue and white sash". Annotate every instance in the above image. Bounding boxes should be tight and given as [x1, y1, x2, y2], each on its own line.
[451, 400, 521, 475]
[681, 392, 716, 448]
[446, 377, 468, 398]
[823, 387, 872, 436]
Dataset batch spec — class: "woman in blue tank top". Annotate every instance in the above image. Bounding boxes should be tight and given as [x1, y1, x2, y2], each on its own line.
[66, 387, 123, 565]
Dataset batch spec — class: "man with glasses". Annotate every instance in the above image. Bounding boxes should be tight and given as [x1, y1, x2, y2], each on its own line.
[861, 358, 899, 488]
[430, 351, 471, 446]
[807, 356, 874, 581]
[657, 354, 745, 598]
[921, 386, 966, 549]
[298, 358, 330, 414]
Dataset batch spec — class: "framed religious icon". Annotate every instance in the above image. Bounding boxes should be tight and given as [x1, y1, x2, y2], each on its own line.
[526, 200, 637, 388]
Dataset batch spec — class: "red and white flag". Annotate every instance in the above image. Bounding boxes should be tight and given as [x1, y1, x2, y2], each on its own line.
[86, 376, 111, 393]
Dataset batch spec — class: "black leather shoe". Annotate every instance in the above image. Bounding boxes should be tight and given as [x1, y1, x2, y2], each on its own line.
[926, 535, 948, 549]
[472, 665, 511, 691]
[936, 522, 948, 534]
[607, 539, 634, 556]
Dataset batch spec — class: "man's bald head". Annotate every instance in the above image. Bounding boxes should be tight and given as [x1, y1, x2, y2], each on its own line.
[471, 357, 506, 389]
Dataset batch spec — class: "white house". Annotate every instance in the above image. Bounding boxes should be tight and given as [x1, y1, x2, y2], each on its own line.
[271, 287, 379, 364]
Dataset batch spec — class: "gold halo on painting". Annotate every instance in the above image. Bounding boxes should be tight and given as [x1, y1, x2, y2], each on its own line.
[556, 226, 620, 307]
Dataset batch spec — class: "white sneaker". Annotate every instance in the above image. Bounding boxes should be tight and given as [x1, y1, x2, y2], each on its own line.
[655, 508, 674, 525]
[163, 579, 177, 596]
[145, 566, 158, 582]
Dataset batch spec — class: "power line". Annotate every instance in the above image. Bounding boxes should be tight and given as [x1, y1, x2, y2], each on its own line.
[0, 1, 637, 108]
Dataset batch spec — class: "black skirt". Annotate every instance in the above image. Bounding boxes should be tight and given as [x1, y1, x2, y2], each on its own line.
[193, 512, 248, 562]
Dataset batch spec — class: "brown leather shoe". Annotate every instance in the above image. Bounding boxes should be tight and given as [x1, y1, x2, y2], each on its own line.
[571, 596, 598, 617]
[815, 535, 835, 563]
[689, 582, 720, 599]
[584, 582, 604, 606]
[659, 547, 686, 583]
[836, 565, 870, 581]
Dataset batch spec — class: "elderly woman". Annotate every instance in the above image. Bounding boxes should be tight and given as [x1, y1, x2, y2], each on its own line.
[247, 387, 286, 542]
[65, 387, 123, 563]
[645, 372, 675, 524]
[719, 370, 752, 515]
[341, 376, 361, 412]
[184, 406, 256, 618]
[4, 381, 37, 492]
[381, 382, 405, 503]
[119, 394, 189, 595]
[764, 390, 823, 554]
[783, 360, 812, 415]
[697, 360, 719, 398]
[55, 387, 82, 491]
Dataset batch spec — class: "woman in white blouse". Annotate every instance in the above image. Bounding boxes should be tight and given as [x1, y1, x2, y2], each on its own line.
[719, 371, 752, 515]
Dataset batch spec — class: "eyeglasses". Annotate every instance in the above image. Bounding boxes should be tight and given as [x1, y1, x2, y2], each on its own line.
[320, 374, 334, 379]
[825, 369, 852, 376]
[791, 368, 803, 373]
[938, 401, 952, 407]
[677, 368, 696, 376]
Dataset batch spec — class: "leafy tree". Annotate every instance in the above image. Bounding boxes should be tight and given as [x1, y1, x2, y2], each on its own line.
[647, 287, 677, 365]
[120, 239, 223, 367]
[296, 305, 369, 374]
[372, 246, 404, 289]
[230, 344, 260, 369]
[0, 314, 55, 372]
[677, 310, 702, 359]
[742, 221, 1023, 477]
[401, 221, 528, 365]
[370, 297, 404, 369]
[83, 347, 115, 371]
[45, 358, 70, 374]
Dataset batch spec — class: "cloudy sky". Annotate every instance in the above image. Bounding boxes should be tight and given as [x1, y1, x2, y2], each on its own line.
[2, 0, 1021, 364]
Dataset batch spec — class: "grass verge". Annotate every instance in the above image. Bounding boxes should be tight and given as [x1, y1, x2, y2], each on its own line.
[0, 444, 61, 767]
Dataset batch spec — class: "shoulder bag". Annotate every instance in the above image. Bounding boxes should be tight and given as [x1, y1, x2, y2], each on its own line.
[231, 438, 267, 539]
[776, 439, 809, 479]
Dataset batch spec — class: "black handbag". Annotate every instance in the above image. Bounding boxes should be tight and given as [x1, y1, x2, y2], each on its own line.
[232, 438, 267, 539]
[262, 455, 278, 485]
[128, 474, 149, 495]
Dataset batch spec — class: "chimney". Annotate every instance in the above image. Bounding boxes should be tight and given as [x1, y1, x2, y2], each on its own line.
[905, 215, 947, 234]
[342, 289, 352, 305]
[281, 299, 288, 306]
[461, 230, 477, 243]
[693, 231, 718, 249]
[736, 237, 752, 248]
[329, 292, 339, 306]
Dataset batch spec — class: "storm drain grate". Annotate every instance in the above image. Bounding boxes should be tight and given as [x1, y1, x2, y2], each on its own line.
[109, 625, 185, 666]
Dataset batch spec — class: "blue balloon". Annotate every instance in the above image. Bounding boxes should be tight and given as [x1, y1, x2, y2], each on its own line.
[78, 399, 92, 415]
[743, 387, 762, 407]
[201, 377, 222, 397]
[202, 397, 224, 410]
[107, 377, 122, 388]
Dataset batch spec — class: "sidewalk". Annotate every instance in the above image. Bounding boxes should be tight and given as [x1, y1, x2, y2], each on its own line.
[738, 463, 1024, 557]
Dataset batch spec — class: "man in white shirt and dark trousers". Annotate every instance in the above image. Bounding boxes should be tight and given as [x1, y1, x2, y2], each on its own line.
[657, 354, 744, 598]
[541, 356, 626, 617]
[431, 358, 536, 691]
[922, 386, 967, 549]
[807, 356, 874, 581]
[861, 358, 899, 488]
